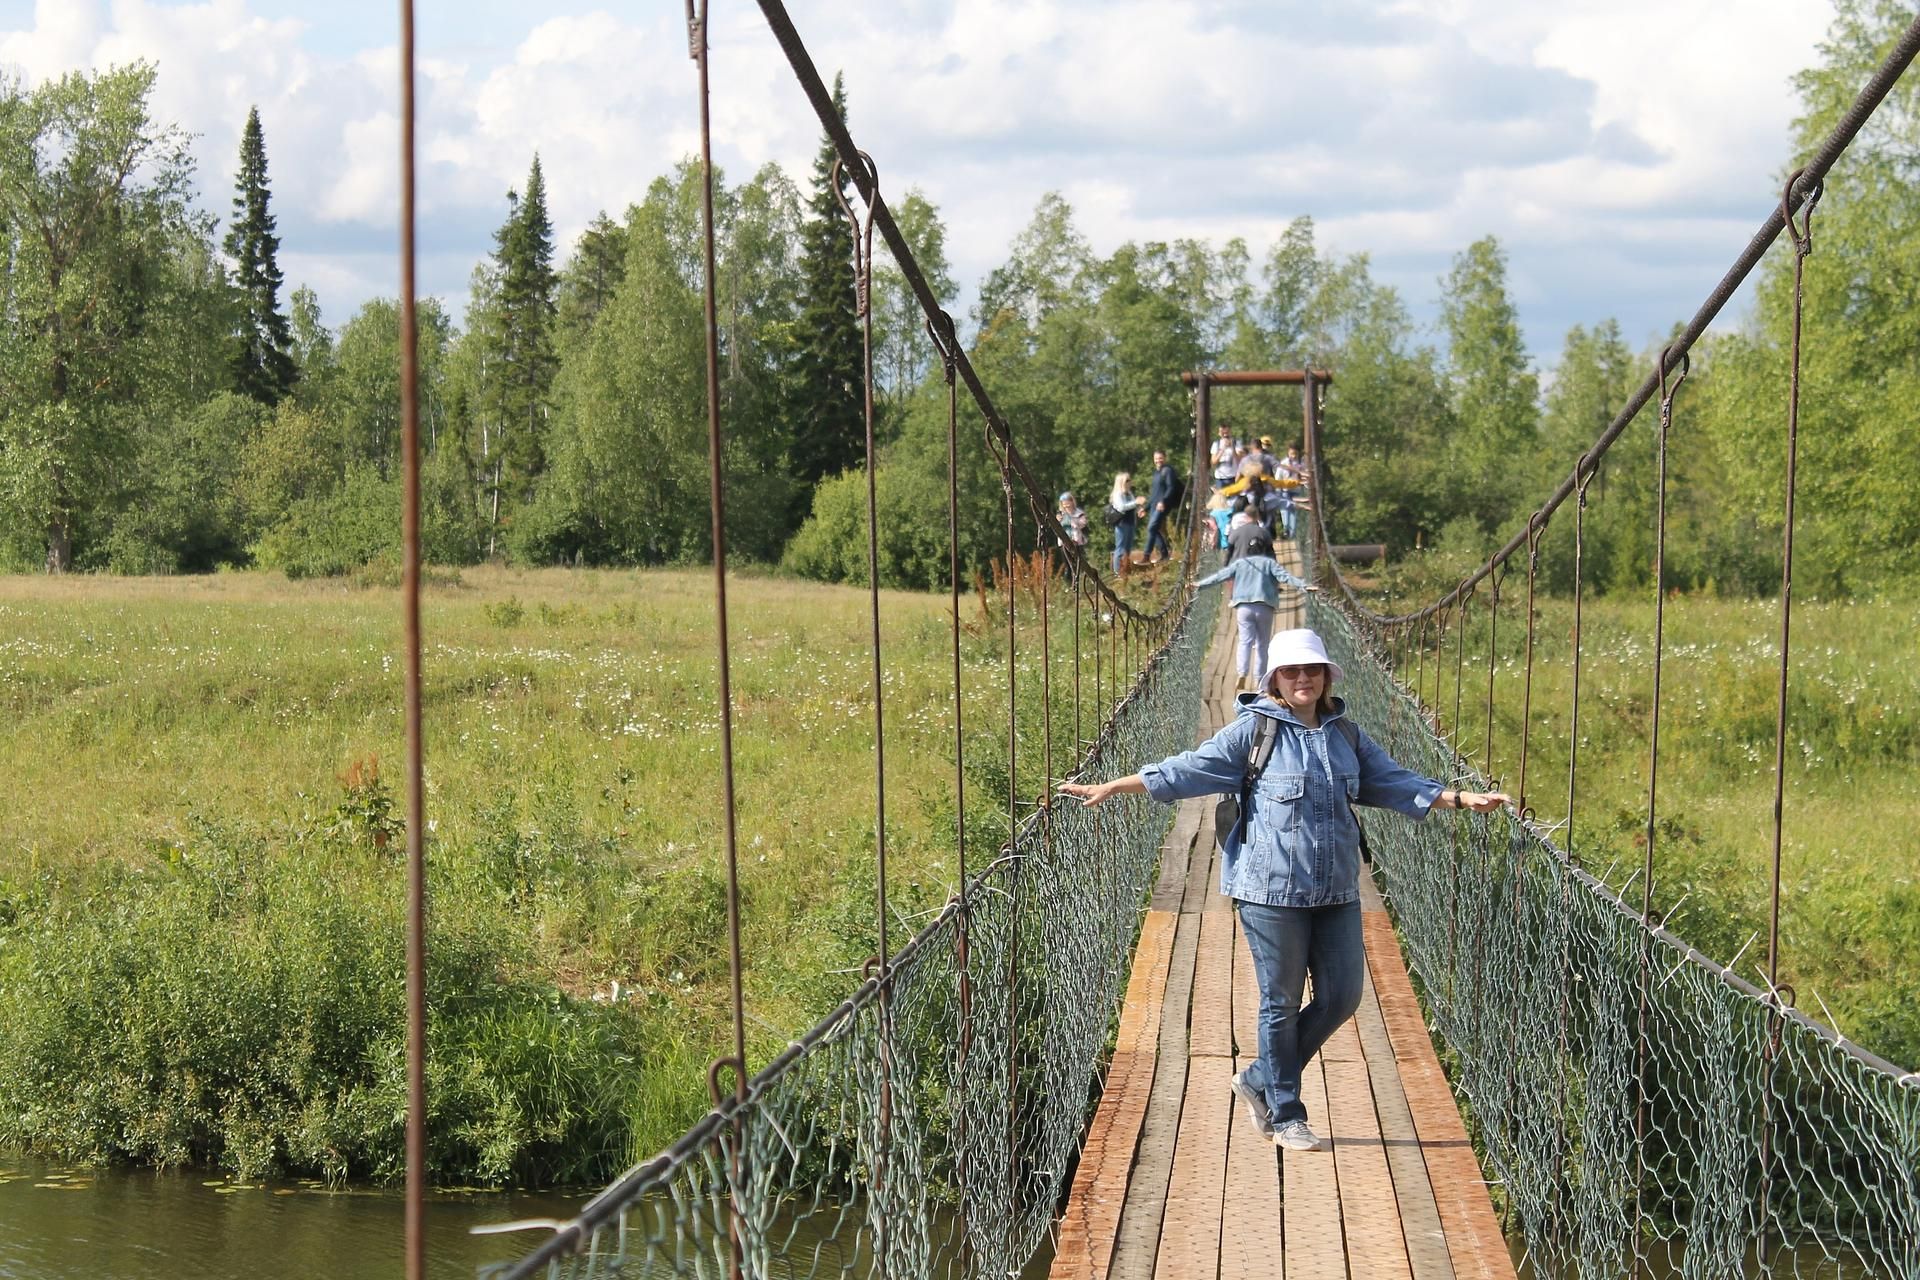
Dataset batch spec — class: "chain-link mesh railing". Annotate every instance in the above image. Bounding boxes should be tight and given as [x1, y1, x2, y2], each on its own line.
[1304, 578, 1920, 1278]
[480, 588, 1219, 1280]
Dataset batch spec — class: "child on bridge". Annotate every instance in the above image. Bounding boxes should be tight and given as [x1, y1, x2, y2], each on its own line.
[1193, 548, 1317, 695]
[1057, 629, 1508, 1151]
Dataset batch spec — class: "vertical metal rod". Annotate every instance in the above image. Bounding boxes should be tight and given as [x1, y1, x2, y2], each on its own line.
[1446, 591, 1469, 1009]
[688, 8, 749, 1279]
[1761, 168, 1820, 1274]
[1483, 573, 1500, 785]
[397, 3, 426, 1276]
[1516, 516, 1545, 813]
[933, 319, 971, 1243]
[1635, 348, 1686, 1274]
[1552, 461, 1596, 1259]
[833, 150, 893, 1276]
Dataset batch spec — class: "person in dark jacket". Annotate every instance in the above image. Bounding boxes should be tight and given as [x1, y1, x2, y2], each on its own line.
[1226, 501, 1274, 564]
[1144, 450, 1183, 563]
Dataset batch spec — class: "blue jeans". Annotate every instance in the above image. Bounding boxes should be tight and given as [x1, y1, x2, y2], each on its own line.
[1278, 496, 1297, 540]
[1144, 508, 1172, 560]
[1233, 899, 1364, 1125]
[1112, 522, 1136, 574]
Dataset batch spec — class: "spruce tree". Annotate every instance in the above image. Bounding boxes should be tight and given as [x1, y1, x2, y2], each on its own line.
[787, 75, 864, 502]
[224, 106, 297, 404]
[556, 211, 627, 346]
[478, 154, 558, 542]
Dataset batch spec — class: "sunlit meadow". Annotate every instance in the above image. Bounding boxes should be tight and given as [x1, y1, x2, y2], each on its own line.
[0, 563, 1169, 1183]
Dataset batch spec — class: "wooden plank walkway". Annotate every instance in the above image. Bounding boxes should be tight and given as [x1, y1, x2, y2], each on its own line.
[1051, 549, 1516, 1280]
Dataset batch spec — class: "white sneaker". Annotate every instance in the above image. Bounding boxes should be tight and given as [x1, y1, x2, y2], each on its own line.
[1273, 1118, 1324, 1151]
[1229, 1071, 1273, 1137]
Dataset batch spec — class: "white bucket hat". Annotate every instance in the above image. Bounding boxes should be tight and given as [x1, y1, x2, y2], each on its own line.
[1263, 628, 1344, 685]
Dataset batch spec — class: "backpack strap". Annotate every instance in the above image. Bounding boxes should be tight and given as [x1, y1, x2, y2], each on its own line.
[1332, 718, 1376, 865]
[1233, 715, 1281, 842]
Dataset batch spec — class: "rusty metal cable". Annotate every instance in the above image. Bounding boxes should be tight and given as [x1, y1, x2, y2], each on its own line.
[1516, 513, 1547, 815]
[396, 2, 426, 1275]
[1760, 163, 1822, 1265]
[1632, 344, 1687, 1272]
[926, 310, 972, 1241]
[687, 9, 750, 1277]
[832, 149, 896, 1280]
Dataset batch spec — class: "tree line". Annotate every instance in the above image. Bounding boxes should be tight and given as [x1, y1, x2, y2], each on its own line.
[1, 1, 1913, 598]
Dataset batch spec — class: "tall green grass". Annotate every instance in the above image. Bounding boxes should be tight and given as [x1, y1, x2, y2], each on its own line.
[0, 564, 1167, 1185]
[1395, 591, 1920, 1068]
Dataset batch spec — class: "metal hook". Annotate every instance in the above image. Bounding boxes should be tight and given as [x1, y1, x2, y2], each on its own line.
[1781, 165, 1823, 252]
[1657, 343, 1691, 404]
[706, 1054, 745, 1109]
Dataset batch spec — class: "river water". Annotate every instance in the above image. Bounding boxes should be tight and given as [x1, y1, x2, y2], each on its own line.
[0, 1155, 585, 1279]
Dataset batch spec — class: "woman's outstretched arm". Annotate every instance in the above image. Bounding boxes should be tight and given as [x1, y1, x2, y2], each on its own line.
[1056, 775, 1147, 806]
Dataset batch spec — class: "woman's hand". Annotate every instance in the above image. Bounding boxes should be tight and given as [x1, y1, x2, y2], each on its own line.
[1056, 774, 1148, 807]
[1450, 790, 1510, 813]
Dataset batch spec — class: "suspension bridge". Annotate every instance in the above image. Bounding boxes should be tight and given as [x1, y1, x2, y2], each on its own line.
[365, 1, 1920, 1276]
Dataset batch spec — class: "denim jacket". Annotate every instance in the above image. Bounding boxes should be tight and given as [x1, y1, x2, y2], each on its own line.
[1139, 694, 1443, 907]
[1194, 557, 1308, 610]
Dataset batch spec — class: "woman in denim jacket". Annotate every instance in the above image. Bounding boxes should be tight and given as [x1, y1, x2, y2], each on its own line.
[1058, 629, 1507, 1150]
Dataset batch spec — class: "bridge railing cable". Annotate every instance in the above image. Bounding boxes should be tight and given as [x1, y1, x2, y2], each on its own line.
[1297, 17, 1920, 1275]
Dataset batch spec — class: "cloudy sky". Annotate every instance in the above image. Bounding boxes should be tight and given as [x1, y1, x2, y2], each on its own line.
[0, 0, 1837, 365]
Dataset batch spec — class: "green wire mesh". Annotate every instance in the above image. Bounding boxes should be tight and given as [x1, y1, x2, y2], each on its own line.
[1303, 556, 1920, 1279]
[481, 588, 1220, 1280]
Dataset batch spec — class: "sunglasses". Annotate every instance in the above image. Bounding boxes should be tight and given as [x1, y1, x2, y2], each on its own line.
[1274, 664, 1326, 679]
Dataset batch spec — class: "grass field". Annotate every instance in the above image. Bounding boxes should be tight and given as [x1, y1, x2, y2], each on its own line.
[0, 563, 1169, 1185]
[1393, 590, 1920, 1068]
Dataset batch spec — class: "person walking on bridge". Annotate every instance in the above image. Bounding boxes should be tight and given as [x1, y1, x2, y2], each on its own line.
[1194, 545, 1317, 694]
[1106, 473, 1146, 574]
[1143, 450, 1183, 563]
[1057, 629, 1508, 1151]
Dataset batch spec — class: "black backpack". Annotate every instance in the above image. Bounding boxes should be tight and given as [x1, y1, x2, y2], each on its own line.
[1101, 502, 1125, 528]
[1214, 714, 1374, 863]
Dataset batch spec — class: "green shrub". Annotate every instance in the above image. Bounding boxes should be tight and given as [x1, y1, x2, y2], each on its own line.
[0, 816, 659, 1186]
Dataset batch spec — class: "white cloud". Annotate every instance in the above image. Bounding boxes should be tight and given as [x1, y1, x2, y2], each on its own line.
[0, 0, 1845, 358]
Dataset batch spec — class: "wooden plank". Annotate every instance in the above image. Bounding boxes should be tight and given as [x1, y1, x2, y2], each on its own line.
[1323, 1020, 1413, 1280]
[1189, 908, 1236, 1059]
[1052, 910, 1180, 1280]
[1282, 1055, 1346, 1280]
[1354, 962, 1456, 1280]
[1154, 1055, 1234, 1280]
[1110, 880, 1205, 1280]
[1181, 812, 1216, 914]
[1363, 911, 1517, 1280]
[1221, 1052, 1285, 1280]
[1152, 801, 1206, 912]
